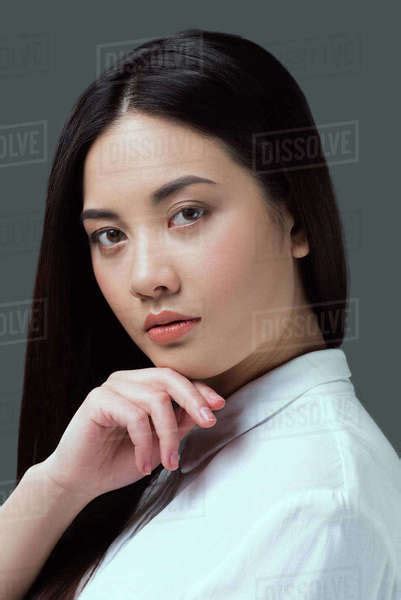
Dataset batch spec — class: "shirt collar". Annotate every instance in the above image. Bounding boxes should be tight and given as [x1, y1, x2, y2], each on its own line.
[179, 348, 352, 474]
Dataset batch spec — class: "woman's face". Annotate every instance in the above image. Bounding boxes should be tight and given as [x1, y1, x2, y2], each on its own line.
[82, 112, 323, 395]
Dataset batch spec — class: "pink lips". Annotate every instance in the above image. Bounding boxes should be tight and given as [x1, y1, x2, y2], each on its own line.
[144, 310, 200, 332]
[146, 318, 201, 344]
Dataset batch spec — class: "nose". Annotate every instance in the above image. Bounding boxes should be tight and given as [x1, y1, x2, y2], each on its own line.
[128, 229, 180, 300]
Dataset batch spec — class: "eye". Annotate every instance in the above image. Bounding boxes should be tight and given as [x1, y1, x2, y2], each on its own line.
[169, 206, 208, 227]
[88, 206, 208, 250]
[89, 228, 126, 248]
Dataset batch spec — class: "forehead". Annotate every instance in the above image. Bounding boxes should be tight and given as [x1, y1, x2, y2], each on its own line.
[81, 112, 272, 227]
[83, 112, 234, 195]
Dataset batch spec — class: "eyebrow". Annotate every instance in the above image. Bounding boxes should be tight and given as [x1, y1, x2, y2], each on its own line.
[80, 174, 217, 224]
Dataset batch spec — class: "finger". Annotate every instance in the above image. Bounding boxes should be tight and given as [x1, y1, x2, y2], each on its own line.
[125, 408, 156, 476]
[174, 404, 197, 438]
[102, 381, 181, 472]
[192, 381, 226, 410]
[108, 368, 225, 429]
[167, 384, 226, 458]
[173, 382, 226, 439]
[172, 382, 224, 429]
[93, 386, 155, 476]
[96, 384, 153, 474]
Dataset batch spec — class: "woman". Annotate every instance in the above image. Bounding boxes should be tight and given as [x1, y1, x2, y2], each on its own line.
[8, 28, 399, 598]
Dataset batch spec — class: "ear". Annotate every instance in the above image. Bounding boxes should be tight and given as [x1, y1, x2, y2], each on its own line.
[290, 221, 310, 258]
[276, 203, 310, 259]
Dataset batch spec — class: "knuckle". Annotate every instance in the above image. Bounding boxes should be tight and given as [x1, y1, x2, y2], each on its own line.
[161, 366, 176, 378]
[87, 386, 102, 403]
[134, 409, 149, 426]
[155, 390, 171, 406]
[99, 382, 115, 398]
[106, 370, 122, 382]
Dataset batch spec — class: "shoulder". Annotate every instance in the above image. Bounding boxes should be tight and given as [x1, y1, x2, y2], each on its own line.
[247, 378, 401, 498]
[223, 488, 401, 600]
[230, 379, 401, 543]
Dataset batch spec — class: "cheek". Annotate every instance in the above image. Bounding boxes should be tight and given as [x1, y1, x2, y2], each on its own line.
[92, 260, 128, 317]
[194, 213, 278, 295]
[195, 215, 294, 324]
[191, 217, 261, 318]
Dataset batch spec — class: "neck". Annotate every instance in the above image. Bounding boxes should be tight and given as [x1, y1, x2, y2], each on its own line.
[203, 306, 326, 400]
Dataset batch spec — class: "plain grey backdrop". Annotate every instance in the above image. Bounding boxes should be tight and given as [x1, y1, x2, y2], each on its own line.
[1, 1, 399, 495]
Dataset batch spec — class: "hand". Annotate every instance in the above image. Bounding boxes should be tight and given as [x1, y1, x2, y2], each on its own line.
[40, 367, 225, 503]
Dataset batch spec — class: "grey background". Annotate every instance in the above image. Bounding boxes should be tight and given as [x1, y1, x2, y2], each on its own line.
[1, 1, 400, 493]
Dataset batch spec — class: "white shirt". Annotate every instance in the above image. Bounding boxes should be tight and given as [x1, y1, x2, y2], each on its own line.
[76, 348, 401, 599]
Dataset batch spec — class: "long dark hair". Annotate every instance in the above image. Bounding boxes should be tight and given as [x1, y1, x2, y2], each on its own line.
[18, 28, 349, 598]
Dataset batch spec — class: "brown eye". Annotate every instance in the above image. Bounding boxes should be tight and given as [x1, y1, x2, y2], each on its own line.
[170, 206, 207, 227]
[89, 228, 125, 248]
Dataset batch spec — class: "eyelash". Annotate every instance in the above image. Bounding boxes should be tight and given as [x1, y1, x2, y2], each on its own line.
[88, 205, 209, 249]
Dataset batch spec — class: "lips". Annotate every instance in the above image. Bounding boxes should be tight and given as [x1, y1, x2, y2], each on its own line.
[144, 310, 201, 332]
[146, 318, 201, 344]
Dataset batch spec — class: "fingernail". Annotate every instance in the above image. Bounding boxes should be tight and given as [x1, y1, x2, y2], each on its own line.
[200, 406, 217, 422]
[143, 463, 152, 475]
[169, 450, 180, 470]
[206, 390, 225, 404]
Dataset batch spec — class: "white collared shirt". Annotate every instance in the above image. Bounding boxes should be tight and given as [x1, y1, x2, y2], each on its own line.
[76, 348, 401, 599]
